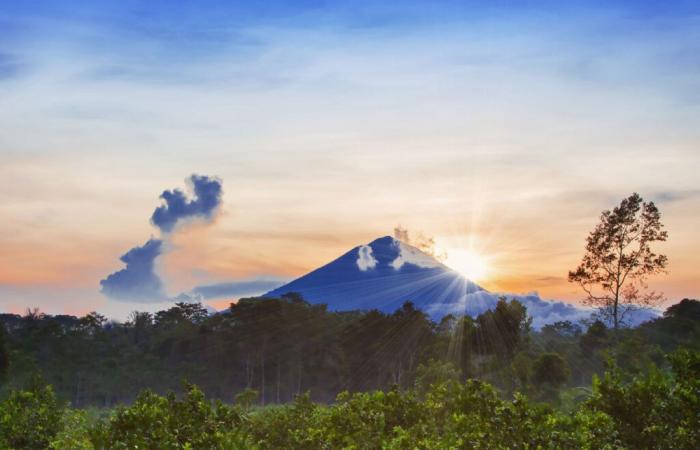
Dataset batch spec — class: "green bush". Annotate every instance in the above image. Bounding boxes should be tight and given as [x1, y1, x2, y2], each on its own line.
[1, 349, 697, 449]
[0, 379, 64, 449]
[248, 393, 324, 449]
[587, 349, 700, 449]
[90, 383, 249, 449]
[50, 409, 93, 450]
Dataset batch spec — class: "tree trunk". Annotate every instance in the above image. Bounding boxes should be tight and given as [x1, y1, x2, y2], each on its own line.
[260, 351, 265, 405]
[297, 359, 302, 395]
[74, 372, 81, 407]
[276, 360, 281, 404]
[245, 356, 254, 387]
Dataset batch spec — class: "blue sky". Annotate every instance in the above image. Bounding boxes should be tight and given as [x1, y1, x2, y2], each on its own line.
[1, 0, 699, 318]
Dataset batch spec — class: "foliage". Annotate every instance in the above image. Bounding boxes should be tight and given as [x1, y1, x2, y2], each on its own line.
[234, 387, 259, 411]
[89, 383, 246, 449]
[0, 349, 697, 449]
[0, 376, 64, 449]
[0, 296, 698, 413]
[413, 359, 460, 394]
[49, 409, 93, 450]
[0, 294, 698, 449]
[568, 193, 668, 328]
[533, 352, 570, 388]
[587, 349, 700, 449]
[0, 325, 8, 384]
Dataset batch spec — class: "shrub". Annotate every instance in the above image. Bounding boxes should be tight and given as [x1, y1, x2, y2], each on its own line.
[587, 349, 700, 449]
[91, 383, 249, 449]
[0, 379, 64, 449]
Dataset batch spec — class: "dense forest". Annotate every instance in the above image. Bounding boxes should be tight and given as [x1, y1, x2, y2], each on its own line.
[1, 295, 699, 407]
[0, 295, 698, 448]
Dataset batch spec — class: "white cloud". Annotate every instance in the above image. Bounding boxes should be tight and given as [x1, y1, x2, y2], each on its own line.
[391, 240, 442, 270]
[356, 245, 378, 271]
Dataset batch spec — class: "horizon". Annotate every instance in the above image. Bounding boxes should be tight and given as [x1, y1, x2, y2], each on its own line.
[1, 1, 699, 320]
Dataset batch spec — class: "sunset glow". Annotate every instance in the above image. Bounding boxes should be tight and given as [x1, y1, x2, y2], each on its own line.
[445, 249, 491, 283]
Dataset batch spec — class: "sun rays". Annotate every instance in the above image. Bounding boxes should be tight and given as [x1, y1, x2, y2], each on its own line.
[444, 248, 490, 282]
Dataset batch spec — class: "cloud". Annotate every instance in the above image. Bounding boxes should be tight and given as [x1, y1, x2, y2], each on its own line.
[356, 245, 378, 271]
[393, 225, 446, 262]
[100, 239, 165, 302]
[390, 239, 443, 270]
[186, 279, 286, 300]
[426, 291, 659, 329]
[151, 174, 223, 233]
[651, 189, 700, 204]
[393, 225, 410, 243]
[101, 174, 223, 303]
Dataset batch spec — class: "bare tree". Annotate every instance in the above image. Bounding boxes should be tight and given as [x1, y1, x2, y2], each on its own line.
[568, 193, 668, 329]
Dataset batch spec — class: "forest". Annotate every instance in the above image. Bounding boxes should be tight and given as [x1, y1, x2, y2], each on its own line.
[0, 295, 698, 448]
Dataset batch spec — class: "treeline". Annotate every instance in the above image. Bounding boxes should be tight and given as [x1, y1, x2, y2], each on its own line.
[1, 295, 699, 407]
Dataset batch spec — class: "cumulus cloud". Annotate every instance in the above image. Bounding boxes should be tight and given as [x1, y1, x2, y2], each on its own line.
[356, 245, 378, 271]
[101, 174, 223, 302]
[151, 174, 223, 233]
[99, 239, 165, 302]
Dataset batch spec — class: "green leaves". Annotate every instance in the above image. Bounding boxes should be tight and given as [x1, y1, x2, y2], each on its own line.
[1, 351, 698, 449]
[586, 349, 700, 449]
[90, 384, 247, 449]
[0, 379, 64, 449]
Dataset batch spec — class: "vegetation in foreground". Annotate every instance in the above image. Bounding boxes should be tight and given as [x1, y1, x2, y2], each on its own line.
[0, 297, 698, 449]
[0, 348, 698, 449]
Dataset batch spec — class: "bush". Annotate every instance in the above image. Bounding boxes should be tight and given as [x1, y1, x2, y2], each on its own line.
[50, 409, 93, 449]
[0, 378, 64, 449]
[1, 349, 697, 449]
[90, 383, 249, 449]
[587, 349, 700, 449]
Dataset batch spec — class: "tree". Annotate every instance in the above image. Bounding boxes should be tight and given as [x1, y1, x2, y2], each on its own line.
[580, 320, 608, 357]
[235, 387, 259, 411]
[532, 353, 570, 388]
[664, 298, 700, 321]
[413, 359, 460, 394]
[568, 193, 668, 329]
[0, 325, 8, 382]
[475, 298, 530, 357]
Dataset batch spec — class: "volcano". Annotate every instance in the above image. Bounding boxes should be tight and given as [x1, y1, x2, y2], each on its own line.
[267, 236, 494, 319]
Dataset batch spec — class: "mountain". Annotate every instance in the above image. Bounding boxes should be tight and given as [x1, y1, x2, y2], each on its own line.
[266, 236, 484, 317]
[265, 236, 658, 327]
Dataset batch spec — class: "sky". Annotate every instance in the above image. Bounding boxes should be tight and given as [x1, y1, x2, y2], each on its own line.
[1, 0, 699, 319]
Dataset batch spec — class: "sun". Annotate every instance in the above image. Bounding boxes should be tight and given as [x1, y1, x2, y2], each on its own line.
[444, 248, 490, 281]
